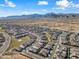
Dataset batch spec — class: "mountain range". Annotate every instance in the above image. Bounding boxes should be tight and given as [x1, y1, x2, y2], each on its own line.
[0, 13, 79, 20]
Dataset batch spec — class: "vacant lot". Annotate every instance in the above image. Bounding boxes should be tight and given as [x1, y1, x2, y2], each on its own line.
[0, 53, 31, 59]
[5, 20, 79, 32]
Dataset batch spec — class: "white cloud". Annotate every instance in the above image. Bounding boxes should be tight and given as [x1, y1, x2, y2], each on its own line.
[42, 9, 48, 11]
[56, 0, 79, 8]
[38, 1, 48, 5]
[21, 11, 40, 15]
[21, 11, 29, 15]
[52, 7, 65, 10]
[74, 4, 79, 8]
[0, 0, 16, 8]
[71, 3, 79, 8]
[56, 0, 70, 8]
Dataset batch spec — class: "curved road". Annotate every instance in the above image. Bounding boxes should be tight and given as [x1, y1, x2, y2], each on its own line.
[0, 32, 11, 56]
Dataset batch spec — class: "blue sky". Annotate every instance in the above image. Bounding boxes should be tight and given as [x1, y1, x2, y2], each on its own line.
[0, 0, 79, 17]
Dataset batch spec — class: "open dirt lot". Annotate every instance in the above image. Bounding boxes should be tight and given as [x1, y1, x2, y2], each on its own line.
[0, 53, 31, 59]
[5, 20, 79, 32]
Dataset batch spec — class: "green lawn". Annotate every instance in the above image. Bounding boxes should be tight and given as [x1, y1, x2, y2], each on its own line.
[44, 32, 52, 42]
[0, 27, 5, 32]
[6, 36, 30, 51]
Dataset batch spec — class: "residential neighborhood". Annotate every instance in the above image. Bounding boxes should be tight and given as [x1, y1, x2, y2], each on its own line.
[0, 24, 79, 59]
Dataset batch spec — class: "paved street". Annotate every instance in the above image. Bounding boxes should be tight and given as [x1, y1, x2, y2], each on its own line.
[0, 32, 11, 56]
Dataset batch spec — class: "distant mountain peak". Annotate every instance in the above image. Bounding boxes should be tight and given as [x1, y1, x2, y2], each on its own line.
[0, 12, 79, 20]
